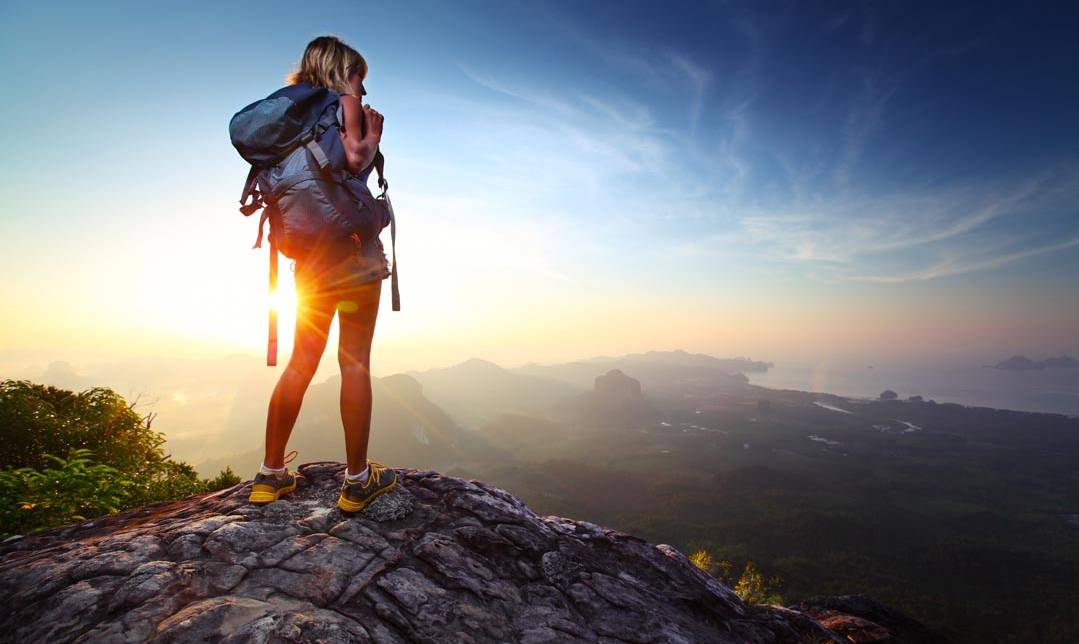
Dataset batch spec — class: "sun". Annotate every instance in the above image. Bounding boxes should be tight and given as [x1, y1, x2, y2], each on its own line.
[267, 284, 297, 313]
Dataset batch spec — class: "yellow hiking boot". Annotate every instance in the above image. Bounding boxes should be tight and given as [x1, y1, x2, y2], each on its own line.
[248, 449, 300, 504]
[337, 460, 398, 513]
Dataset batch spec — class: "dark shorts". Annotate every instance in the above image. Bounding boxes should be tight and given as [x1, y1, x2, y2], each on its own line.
[293, 239, 390, 313]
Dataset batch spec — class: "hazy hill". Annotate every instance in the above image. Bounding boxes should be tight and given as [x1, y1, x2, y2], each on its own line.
[475, 412, 573, 461]
[543, 368, 662, 431]
[404, 357, 581, 430]
[576, 349, 773, 372]
[509, 350, 754, 399]
[197, 373, 480, 477]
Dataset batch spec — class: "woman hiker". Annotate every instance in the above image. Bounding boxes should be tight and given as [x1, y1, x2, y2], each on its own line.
[247, 35, 398, 512]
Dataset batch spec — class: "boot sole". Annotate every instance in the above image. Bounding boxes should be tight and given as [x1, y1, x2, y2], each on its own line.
[337, 478, 397, 512]
[248, 479, 298, 504]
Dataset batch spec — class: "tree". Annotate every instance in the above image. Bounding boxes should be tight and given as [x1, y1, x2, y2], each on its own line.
[1, 379, 243, 538]
[880, 389, 898, 400]
[0, 380, 166, 473]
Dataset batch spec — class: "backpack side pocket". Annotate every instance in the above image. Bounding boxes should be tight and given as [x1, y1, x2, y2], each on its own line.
[341, 175, 389, 243]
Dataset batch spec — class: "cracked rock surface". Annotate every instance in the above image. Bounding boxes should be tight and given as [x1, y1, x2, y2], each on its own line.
[0, 462, 949, 643]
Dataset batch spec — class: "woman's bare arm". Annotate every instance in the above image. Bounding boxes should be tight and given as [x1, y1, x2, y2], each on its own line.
[339, 94, 383, 175]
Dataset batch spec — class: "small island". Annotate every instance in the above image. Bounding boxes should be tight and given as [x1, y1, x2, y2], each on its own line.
[990, 355, 1079, 371]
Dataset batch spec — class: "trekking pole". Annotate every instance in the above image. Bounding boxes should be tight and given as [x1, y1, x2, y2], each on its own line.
[267, 237, 278, 366]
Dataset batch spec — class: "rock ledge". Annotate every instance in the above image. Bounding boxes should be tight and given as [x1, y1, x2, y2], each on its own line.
[0, 462, 951, 643]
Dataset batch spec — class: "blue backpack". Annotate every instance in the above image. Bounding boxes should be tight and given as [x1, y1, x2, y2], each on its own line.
[229, 83, 400, 365]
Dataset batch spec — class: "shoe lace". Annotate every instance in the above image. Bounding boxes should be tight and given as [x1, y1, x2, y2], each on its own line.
[274, 450, 299, 478]
[364, 460, 384, 487]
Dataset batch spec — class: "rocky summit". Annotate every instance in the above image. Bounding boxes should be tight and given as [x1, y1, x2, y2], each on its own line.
[0, 463, 951, 643]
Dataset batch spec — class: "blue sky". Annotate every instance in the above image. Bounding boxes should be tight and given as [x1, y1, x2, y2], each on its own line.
[2, 0, 1078, 372]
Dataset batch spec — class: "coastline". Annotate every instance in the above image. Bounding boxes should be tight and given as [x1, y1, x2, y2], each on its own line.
[746, 359, 1079, 418]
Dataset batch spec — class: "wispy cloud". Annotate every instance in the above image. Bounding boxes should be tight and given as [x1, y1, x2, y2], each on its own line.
[700, 162, 1079, 283]
[665, 51, 713, 136]
[529, 5, 723, 139]
[450, 4, 1079, 288]
[835, 70, 903, 192]
[455, 62, 700, 197]
[847, 236, 1079, 283]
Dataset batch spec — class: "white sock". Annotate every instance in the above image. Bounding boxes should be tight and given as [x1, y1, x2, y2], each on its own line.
[345, 464, 370, 484]
[260, 461, 286, 475]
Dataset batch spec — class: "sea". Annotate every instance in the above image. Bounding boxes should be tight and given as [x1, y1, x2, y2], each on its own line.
[746, 357, 1079, 418]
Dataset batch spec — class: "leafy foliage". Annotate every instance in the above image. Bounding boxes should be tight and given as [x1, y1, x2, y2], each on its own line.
[732, 561, 784, 605]
[0, 379, 243, 539]
[0, 380, 164, 472]
[203, 466, 242, 491]
[690, 548, 784, 605]
[0, 448, 131, 536]
[689, 548, 712, 572]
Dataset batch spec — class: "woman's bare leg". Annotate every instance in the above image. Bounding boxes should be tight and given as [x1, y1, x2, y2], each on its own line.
[337, 280, 382, 474]
[263, 283, 337, 468]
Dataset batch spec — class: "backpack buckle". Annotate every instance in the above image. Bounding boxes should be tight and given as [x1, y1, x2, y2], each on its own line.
[240, 165, 265, 215]
[240, 182, 264, 215]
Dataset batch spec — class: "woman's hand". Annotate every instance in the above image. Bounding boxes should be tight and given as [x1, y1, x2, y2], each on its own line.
[363, 104, 384, 140]
[339, 95, 380, 175]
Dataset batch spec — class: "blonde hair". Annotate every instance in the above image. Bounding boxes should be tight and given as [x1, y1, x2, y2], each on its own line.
[285, 35, 367, 96]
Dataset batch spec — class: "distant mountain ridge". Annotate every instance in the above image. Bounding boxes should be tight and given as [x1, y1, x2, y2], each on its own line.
[554, 349, 772, 373]
[506, 350, 756, 398]
[403, 358, 579, 430]
[405, 350, 762, 431]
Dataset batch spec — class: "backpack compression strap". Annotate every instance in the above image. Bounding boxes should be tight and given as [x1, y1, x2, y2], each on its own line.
[369, 149, 399, 310]
[240, 113, 335, 226]
[267, 234, 279, 367]
[382, 186, 400, 311]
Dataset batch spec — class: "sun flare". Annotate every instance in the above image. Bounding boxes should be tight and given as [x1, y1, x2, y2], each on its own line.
[267, 285, 297, 313]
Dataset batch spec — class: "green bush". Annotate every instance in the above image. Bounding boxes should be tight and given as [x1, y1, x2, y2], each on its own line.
[0, 379, 243, 539]
[733, 560, 784, 605]
[204, 466, 243, 491]
[689, 548, 785, 605]
[0, 448, 132, 537]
